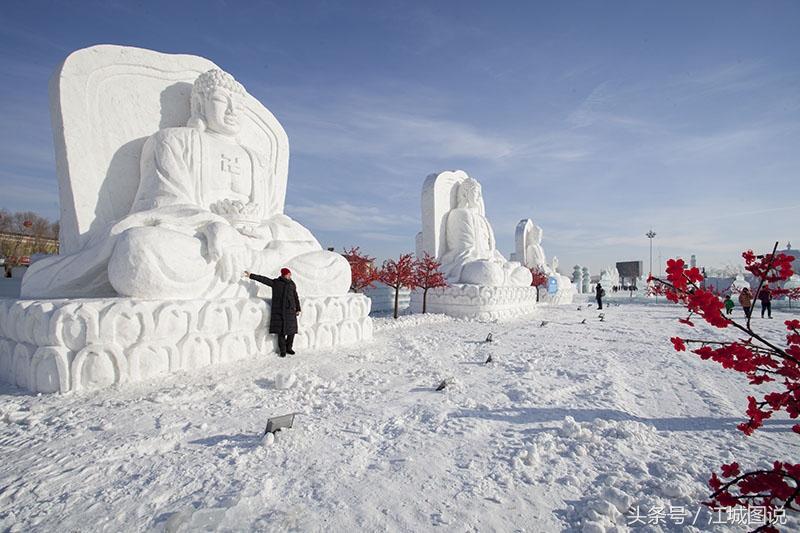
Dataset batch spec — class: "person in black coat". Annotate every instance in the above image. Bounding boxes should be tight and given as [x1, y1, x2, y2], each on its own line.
[595, 282, 604, 310]
[759, 285, 773, 319]
[243, 267, 301, 357]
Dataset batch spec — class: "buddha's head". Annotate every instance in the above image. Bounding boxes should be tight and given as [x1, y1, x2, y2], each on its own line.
[457, 178, 483, 209]
[189, 69, 245, 136]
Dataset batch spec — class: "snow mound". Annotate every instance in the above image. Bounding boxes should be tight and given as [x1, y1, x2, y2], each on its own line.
[273, 372, 297, 390]
[373, 313, 452, 331]
[515, 416, 722, 532]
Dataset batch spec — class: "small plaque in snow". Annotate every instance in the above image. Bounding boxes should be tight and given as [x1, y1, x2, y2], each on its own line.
[264, 414, 295, 435]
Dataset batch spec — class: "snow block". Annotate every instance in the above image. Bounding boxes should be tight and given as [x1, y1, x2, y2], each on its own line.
[0, 294, 372, 394]
[364, 283, 411, 315]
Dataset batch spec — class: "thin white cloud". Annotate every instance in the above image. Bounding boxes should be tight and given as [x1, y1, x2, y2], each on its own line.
[286, 200, 417, 233]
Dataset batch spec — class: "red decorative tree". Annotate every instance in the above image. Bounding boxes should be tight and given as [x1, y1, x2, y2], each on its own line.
[378, 253, 418, 319]
[530, 267, 549, 302]
[414, 252, 448, 313]
[653, 242, 798, 531]
[342, 246, 380, 293]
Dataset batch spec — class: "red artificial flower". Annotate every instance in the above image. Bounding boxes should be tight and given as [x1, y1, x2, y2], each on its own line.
[666, 258, 688, 290]
[671, 337, 686, 351]
[721, 462, 740, 478]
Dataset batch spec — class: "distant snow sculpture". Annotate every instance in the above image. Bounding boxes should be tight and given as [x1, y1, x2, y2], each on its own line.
[511, 219, 546, 270]
[732, 273, 751, 292]
[434, 176, 531, 287]
[411, 171, 537, 318]
[572, 265, 582, 292]
[511, 218, 576, 304]
[599, 266, 620, 289]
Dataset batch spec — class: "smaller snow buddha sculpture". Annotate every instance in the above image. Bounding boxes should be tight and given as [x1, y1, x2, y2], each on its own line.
[439, 178, 531, 287]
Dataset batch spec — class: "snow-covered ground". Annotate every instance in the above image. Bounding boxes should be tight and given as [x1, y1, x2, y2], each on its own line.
[1, 304, 797, 532]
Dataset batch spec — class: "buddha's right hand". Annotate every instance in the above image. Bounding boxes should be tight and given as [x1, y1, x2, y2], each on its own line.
[202, 221, 241, 262]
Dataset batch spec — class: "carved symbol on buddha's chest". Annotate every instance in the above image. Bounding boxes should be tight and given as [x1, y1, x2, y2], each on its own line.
[220, 154, 241, 176]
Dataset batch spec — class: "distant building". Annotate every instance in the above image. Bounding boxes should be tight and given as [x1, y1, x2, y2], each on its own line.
[616, 260, 643, 287]
[783, 242, 800, 273]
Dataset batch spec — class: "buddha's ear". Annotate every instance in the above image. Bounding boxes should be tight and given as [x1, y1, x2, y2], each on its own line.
[187, 94, 206, 131]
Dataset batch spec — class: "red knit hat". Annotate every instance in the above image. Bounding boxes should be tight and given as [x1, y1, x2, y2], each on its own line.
[280, 268, 291, 276]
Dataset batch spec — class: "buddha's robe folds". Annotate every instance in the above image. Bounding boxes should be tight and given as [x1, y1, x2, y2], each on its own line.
[439, 208, 532, 287]
[525, 242, 547, 270]
[22, 127, 350, 299]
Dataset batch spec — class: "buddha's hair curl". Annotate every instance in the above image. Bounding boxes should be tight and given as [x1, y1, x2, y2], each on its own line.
[188, 69, 245, 130]
[192, 69, 245, 99]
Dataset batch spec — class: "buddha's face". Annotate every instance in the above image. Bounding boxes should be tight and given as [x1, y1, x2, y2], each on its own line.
[203, 87, 242, 136]
[459, 181, 482, 209]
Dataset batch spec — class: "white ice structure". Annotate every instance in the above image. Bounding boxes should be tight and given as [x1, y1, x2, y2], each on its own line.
[510, 219, 576, 304]
[1, 45, 371, 393]
[785, 274, 800, 292]
[363, 283, 410, 315]
[411, 171, 537, 319]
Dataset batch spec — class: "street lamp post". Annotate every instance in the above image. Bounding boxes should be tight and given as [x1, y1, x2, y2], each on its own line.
[646, 230, 656, 277]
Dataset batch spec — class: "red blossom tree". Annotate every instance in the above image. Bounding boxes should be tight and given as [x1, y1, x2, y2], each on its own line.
[530, 267, 549, 302]
[378, 253, 418, 319]
[414, 252, 448, 313]
[653, 242, 798, 532]
[341, 246, 380, 293]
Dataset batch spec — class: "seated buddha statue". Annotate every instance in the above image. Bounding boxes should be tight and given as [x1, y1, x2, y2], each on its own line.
[525, 222, 547, 270]
[21, 69, 350, 299]
[438, 178, 532, 287]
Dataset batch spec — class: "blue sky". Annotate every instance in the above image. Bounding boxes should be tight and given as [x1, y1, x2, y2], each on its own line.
[1, 0, 799, 274]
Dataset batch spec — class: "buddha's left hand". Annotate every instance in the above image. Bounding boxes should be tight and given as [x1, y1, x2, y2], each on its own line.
[217, 245, 251, 284]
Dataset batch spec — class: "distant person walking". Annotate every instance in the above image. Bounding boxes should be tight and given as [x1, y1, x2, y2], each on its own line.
[595, 282, 605, 310]
[739, 287, 753, 318]
[724, 295, 735, 315]
[759, 285, 773, 319]
[243, 268, 301, 357]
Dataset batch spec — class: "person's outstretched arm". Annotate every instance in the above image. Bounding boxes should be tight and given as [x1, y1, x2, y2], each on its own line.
[244, 271, 274, 287]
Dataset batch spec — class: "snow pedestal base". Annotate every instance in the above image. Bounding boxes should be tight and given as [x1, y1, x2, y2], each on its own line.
[0, 294, 372, 394]
[410, 285, 538, 320]
[543, 287, 578, 305]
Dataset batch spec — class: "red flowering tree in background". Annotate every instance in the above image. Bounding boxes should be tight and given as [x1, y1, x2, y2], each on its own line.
[652, 242, 798, 532]
[342, 246, 380, 293]
[379, 253, 418, 319]
[530, 267, 549, 302]
[414, 252, 448, 313]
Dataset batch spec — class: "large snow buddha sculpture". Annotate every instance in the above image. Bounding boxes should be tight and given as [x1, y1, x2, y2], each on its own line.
[22, 69, 350, 299]
[439, 177, 531, 287]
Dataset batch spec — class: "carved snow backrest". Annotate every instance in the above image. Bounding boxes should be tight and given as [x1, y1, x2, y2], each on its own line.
[417, 170, 486, 259]
[50, 45, 290, 254]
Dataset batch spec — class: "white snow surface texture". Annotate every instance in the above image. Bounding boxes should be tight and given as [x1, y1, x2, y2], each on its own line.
[0, 304, 798, 532]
